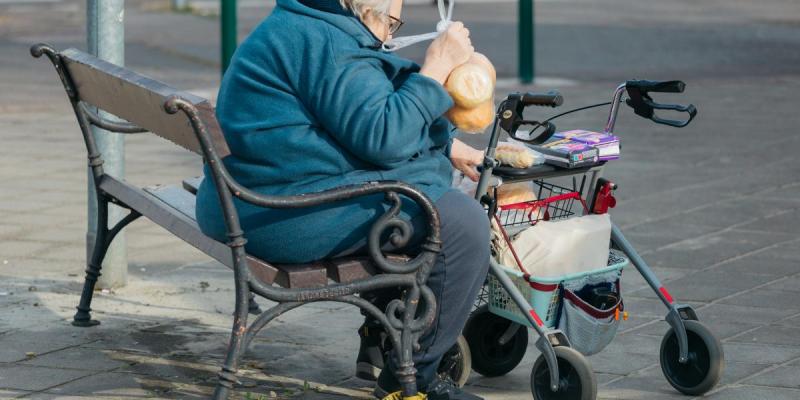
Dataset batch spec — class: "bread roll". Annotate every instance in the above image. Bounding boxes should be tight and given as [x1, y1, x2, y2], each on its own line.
[445, 63, 494, 109]
[495, 182, 536, 206]
[446, 100, 495, 134]
[496, 144, 535, 168]
[470, 52, 496, 84]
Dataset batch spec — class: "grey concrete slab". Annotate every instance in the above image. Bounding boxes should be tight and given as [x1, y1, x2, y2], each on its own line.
[613, 219, 721, 253]
[0, 389, 30, 399]
[19, 346, 133, 372]
[39, 371, 206, 399]
[0, 329, 90, 363]
[630, 318, 759, 342]
[718, 287, 800, 312]
[641, 229, 796, 271]
[621, 266, 696, 296]
[717, 253, 800, 277]
[704, 385, 800, 400]
[721, 342, 800, 365]
[744, 364, 800, 389]
[0, 240, 54, 260]
[600, 375, 695, 400]
[738, 208, 800, 235]
[630, 269, 775, 303]
[726, 325, 800, 347]
[0, 364, 92, 391]
[769, 243, 800, 262]
[762, 184, 800, 203]
[694, 303, 798, 327]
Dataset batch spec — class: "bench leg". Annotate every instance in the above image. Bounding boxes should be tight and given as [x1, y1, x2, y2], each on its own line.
[213, 247, 252, 399]
[72, 199, 139, 327]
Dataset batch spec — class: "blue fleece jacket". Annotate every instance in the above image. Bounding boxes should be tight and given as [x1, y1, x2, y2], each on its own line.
[196, 0, 457, 263]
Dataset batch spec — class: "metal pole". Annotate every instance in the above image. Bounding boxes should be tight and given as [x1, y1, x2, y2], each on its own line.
[87, 0, 127, 288]
[221, 0, 237, 75]
[518, 0, 534, 84]
[172, 0, 189, 11]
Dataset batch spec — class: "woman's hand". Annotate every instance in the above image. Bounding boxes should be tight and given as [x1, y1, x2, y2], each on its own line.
[450, 138, 484, 182]
[420, 22, 474, 85]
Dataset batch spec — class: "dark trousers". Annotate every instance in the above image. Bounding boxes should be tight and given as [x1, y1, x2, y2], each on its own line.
[371, 190, 491, 389]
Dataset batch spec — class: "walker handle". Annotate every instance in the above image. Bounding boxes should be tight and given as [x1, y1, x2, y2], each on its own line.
[625, 80, 697, 128]
[521, 91, 564, 107]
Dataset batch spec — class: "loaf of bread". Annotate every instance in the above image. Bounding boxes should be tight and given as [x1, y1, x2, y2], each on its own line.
[446, 100, 495, 134]
[469, 52, 496, 84]
[444, 52, 497, 133]
[445, 63, 494, 109]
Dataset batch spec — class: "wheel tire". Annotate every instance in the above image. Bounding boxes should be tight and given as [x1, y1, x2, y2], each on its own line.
[659, 320, 724, 396]
[437, 335, 472, 387]
[464, 305, 528, 377]
[530, 346, 597, 400]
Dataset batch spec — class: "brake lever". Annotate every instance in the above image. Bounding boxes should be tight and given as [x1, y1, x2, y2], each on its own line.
[626, 95, 697, 128]
[649, 100, 697, 127]
[510, 121, 557, 144]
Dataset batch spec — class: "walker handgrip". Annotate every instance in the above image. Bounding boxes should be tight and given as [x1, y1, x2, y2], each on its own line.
[521, 91, 563, 107]
[626, 80, 685, 94]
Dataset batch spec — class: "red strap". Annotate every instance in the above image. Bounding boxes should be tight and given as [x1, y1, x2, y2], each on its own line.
[494, 215, 527, 274]
[563, 287, 623, 319]
[526, 277, 558, 292]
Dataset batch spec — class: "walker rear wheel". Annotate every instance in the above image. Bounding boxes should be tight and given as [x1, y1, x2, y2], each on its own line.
[660, 320, 723, 395]
[530, 346, 596, 400]
[464, 305, 528, 377]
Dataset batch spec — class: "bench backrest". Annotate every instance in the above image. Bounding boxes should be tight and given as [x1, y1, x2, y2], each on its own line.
[60, 48, 230, 158]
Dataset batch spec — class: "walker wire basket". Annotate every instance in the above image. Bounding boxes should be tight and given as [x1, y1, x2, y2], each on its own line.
[494, 180, 587, 230]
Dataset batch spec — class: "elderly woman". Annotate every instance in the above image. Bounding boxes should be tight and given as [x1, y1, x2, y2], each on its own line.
[196, 0, 489, 398]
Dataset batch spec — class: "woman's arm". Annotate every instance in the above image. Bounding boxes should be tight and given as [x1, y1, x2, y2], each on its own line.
[309, 58, 453, 168]
[303, 24, 473, 168]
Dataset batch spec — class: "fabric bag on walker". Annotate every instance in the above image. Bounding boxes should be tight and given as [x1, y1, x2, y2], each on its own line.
[504, 213, 612, 277]
[558, 270, 623, 355]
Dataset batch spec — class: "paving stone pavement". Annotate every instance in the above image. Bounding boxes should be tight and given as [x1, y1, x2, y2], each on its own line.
[1, 0, 799, 399]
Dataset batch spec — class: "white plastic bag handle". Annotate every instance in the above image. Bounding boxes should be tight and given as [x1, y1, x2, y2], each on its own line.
[381, 0, 454, 52]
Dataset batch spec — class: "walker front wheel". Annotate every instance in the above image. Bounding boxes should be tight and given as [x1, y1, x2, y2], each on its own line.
[660, 320, 724, 395]
[530, 346, 596, 400]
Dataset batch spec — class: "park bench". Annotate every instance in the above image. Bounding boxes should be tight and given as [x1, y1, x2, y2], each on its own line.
[31, 43, 441, 400]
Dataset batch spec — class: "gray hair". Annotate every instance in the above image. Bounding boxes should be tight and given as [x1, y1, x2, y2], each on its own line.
[339, 0, 392, 20]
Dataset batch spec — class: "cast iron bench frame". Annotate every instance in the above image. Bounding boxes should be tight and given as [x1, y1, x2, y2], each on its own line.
[32, 43, 440, 400]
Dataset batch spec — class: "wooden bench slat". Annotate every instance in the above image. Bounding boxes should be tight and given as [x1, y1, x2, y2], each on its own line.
[61, 48, 230, 158]
[182, 176, 203, 195]
[141, 182, 328, 289]
[98, 176, 278, 285]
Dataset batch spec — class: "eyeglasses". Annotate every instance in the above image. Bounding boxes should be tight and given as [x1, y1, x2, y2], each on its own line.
[386, 14, 404, 35]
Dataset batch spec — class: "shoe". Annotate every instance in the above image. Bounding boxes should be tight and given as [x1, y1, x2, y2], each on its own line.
[374, 374, 483, 400]
[425, 378, 483, 400]
[356, 324, 386, 381]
